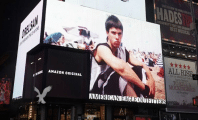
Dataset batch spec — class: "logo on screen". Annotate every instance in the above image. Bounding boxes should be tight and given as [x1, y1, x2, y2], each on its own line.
[48, 69, 82, 76]
[22, 15, 38, 39]
[34, 86, 52, 104]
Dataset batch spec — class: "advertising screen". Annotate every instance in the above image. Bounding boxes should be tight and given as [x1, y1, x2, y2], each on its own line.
[0, 78, 12, 104]
[155, 0, 196, 46]
[13, 0, 43, 98]
[44, 1, 166, 104]
[23, 47, 90, 101]
[164, 57, 198, 110]
[45, 48, 90, 99]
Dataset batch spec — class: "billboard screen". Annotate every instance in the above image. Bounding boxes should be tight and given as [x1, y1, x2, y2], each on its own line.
[0, 78, 12, 104]
[44, 1, 166, 104]
[155, 0, 196, 46]
[45, 48, 90, 99]
[164, 57, 198, 109]
[13, 0, 43, 98]
[23, 47, 90, 101]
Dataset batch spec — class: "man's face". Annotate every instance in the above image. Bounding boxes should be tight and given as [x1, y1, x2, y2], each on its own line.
[107, 27, 123, 48]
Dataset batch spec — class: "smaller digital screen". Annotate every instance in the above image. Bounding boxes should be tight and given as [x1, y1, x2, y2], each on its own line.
[0, 78, 12, 104]
[45, 48, 90, 99]
[23, 47, 90, 101]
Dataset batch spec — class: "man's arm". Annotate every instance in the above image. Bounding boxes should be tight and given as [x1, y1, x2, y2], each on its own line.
[128, 54, 155, 97]
[95, 45, 146, 91]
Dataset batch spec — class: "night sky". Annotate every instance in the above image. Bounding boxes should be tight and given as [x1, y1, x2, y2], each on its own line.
[0, 0, 40, 56]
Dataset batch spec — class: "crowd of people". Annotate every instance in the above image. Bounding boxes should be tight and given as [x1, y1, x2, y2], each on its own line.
[129, 49, 164, 78]
[129, 49, 163, 68]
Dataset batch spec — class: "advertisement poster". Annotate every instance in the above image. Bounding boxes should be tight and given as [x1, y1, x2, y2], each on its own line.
[155, 0, 196, 46]
[0, 78, 12, 104]
[44, 1, 166, 104]
[164, 57, 197, 108]
[13, 0, 43, 98]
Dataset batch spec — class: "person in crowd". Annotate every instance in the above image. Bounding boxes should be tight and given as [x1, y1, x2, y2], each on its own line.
[44, 32, 74, 48]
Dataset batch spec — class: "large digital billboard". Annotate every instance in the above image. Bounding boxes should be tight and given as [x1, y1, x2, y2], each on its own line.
[44, 1, 166, 105]
[164, 57, 198, 111]
[13, 0, 43, 98]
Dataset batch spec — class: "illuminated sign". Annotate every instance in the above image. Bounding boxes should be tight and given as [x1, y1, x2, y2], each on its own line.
[43, 1, 165, 105]
[13, 0, 43, 98]
[23, 47, 90, 100]
[155, 0, 195, 45]
[164, 57, 198, 108]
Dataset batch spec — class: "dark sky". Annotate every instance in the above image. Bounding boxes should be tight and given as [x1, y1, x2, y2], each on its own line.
[0, 0, 18, 57]
[0, 0, 40, 57]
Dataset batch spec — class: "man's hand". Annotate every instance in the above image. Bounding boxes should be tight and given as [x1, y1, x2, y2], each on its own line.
[146, 73, 155, 98]
[141, 64, 155, 98]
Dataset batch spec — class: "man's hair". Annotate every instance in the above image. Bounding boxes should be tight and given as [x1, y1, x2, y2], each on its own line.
[105, 15, 123, 32]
